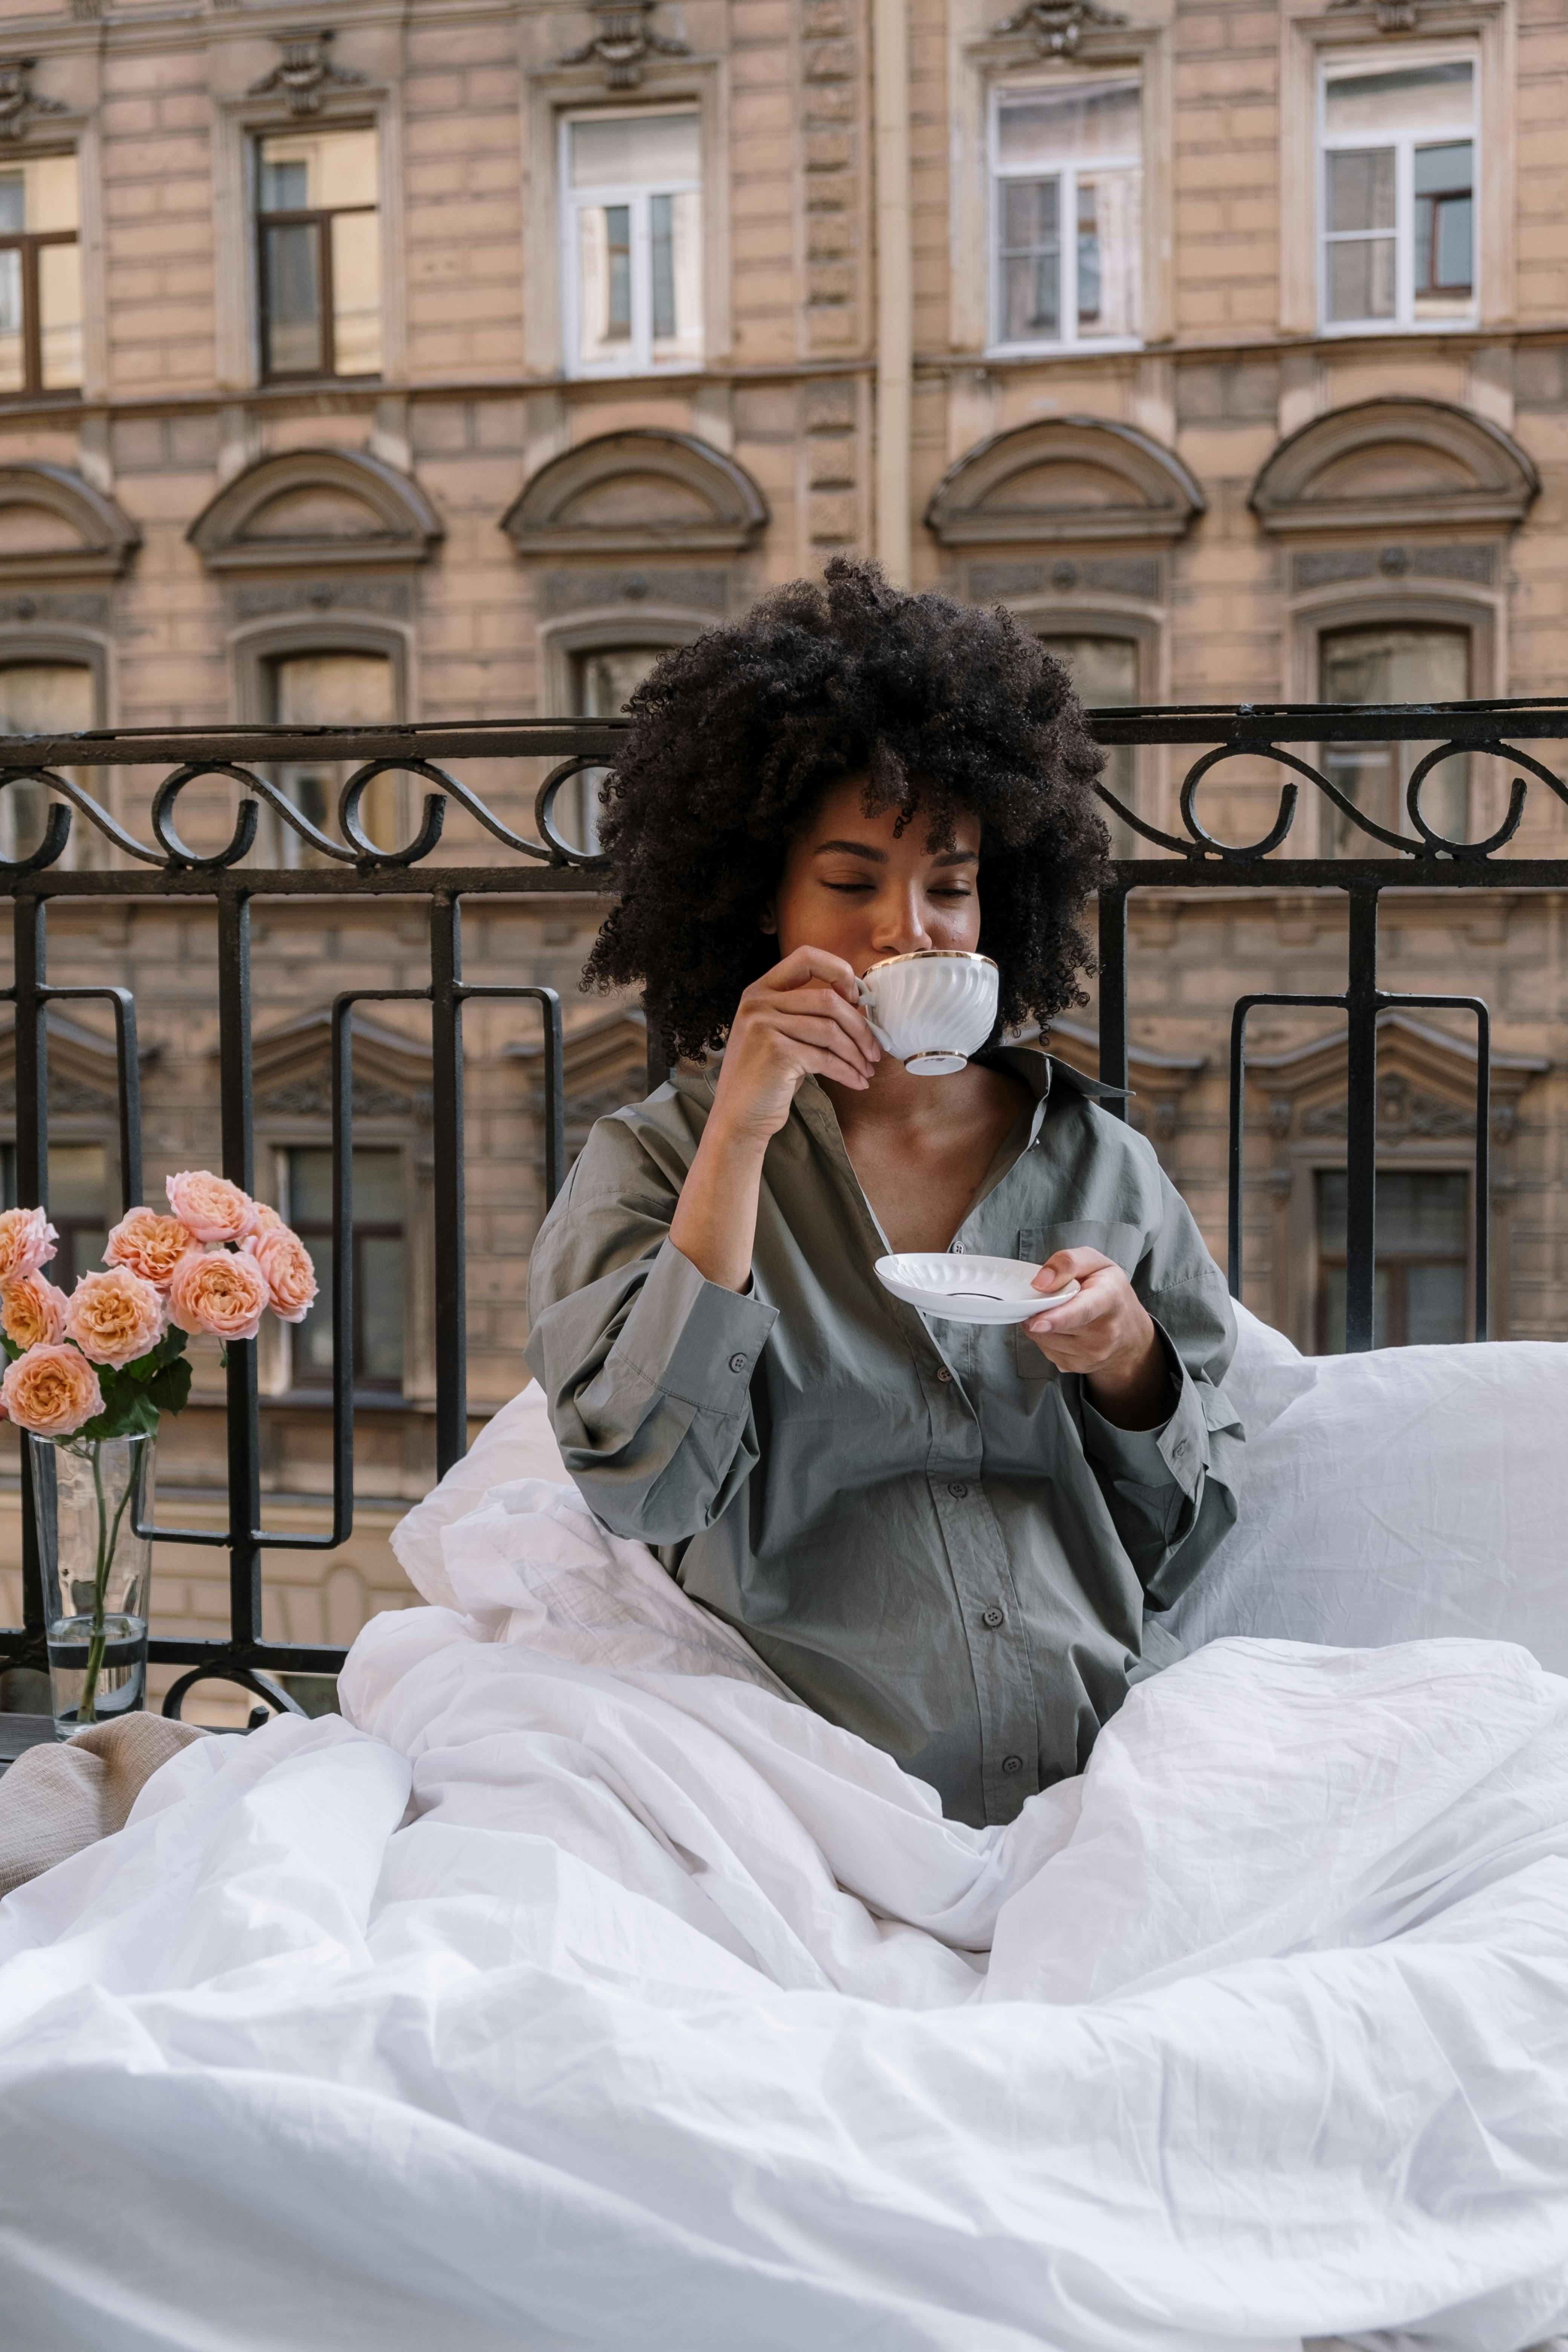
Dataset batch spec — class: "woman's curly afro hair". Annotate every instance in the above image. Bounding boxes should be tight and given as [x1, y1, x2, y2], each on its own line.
[583, 557, 1110, 1061]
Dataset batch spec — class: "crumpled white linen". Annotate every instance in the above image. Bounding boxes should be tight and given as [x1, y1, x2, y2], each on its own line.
[2, 1474, 1568, 2352]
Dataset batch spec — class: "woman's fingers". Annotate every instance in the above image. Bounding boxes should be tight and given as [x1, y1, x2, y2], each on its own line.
[757, 944, 862, 1004]
[1032, 1247, 1112, 1295]
[741, 987, 879, 1066]
[764, 1011, 877, 1072]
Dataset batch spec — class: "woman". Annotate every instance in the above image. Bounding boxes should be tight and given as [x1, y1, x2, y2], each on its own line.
[525, 560, 1242, 1830]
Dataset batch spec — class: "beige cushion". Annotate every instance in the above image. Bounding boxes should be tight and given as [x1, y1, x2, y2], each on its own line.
[0, 1713, 208, 1898]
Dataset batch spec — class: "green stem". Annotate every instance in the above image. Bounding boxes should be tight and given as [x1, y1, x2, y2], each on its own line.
[75, 1442, 136, 1726]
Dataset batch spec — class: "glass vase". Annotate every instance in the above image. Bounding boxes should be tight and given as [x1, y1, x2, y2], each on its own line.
[31, 1433, 155, 1738]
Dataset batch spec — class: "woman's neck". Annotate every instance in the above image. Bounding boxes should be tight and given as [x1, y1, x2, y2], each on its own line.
[822, 1055, 1033, 1255]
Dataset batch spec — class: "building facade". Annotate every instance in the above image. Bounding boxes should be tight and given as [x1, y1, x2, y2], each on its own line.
[0, 0, 1562, 1704]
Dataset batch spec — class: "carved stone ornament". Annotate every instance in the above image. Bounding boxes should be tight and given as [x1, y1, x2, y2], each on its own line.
[986, 0, 1129, 56]
[554, 2, 692, 90]
[0, 61, 70, 143]
[248, 32, 368, 119]
[1329, 0, 1423, 32]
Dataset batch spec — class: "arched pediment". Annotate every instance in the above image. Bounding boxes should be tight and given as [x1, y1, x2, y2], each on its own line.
[187, 450, 443, 574]
[0, 463, 140, 584]
[1248, 1010, 1545, 1147]
[924, 418, 1205, 549]
[1250, 401, 1539, 537]
[502, 432, 769, 557]
[248, 1010, 433, 1123]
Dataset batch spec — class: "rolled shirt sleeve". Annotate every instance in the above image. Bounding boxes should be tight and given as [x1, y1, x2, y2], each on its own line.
[525, 1127, 779, 1545]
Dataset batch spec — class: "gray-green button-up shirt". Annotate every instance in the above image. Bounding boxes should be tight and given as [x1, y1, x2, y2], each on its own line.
[524, 1046, 1243, 1830]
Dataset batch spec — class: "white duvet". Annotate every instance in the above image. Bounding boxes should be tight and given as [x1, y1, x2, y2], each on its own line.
[3, 1469, 1568, 2352]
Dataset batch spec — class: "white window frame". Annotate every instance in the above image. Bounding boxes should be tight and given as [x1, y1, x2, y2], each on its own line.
[559, 107, 703, 381]
[986, 76, 1142, 359]
[1317, 46, 1479, 339]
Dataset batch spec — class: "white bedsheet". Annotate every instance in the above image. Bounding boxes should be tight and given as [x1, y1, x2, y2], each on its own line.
[2, 1475, 1568, 2351]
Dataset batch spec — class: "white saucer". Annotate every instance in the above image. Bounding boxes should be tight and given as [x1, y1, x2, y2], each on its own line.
[873, 1253, 1081, 1326]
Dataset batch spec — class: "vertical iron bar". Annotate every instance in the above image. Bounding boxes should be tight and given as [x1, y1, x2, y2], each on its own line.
[1228, 1001, 1249, 1302]
[216, 886, 262, 1648]
[331, 997, 355, 1527]
[1472, 1001, 1490, 1342]
[1343, 887, 1382, 1354]
[1096, 883, 1129, 1117]
[540, 988, 566, 1209]
[14, 893, 45, 1638]
[109, 988, 142, 1210]
[430, 893, 467, 1478]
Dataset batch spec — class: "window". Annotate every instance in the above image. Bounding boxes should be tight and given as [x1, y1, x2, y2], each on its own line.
[1320, 59, 1475, 331]
[1319, 625, 1470, 854]
[0, 662, 92, 861]
[991, 82, 1140, 351]
[286, 1146, 404, 1392]
[1317, 1168, 1468, 1351]
[1037, 635, 1139, 853]
[0, 153, 81, 397]
[1, 1142, 106, 1287]
[567, 646, 665, 851]
[256, 127, 381, 380]
[266, 650, 399, 854]
[562, 112, 702, 375]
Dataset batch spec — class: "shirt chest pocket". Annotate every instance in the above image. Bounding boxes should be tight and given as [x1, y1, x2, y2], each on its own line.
[1013, 1219, 1147, 1381]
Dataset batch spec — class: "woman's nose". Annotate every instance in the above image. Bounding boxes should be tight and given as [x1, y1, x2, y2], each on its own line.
[871, 890, 932, 954]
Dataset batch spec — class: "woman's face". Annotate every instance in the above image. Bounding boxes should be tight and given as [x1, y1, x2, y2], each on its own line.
[764, 778, 983, 974]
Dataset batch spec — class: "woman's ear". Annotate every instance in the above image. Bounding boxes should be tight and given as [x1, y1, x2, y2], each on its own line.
[758, 896, 778, 937]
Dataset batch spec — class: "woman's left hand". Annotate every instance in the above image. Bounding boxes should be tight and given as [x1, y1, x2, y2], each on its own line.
[1022, 1248, 1174, 1431]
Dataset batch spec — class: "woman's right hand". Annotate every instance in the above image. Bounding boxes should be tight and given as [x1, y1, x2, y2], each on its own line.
[709, 946, 882, 1147]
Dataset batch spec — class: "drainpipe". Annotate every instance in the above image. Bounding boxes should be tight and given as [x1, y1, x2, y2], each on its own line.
[871, 0, 912, 586]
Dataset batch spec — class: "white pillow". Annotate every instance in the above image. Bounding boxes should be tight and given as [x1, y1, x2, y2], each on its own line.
[1167, 1340, 1568, 1675]
[391, 1381, 568, 1609]
[1225, 1299, 1318, 1434]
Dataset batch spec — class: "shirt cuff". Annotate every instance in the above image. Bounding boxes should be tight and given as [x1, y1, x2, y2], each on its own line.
[1080, 1319, 1209, 1501]
[611, 1237, 778, 1415]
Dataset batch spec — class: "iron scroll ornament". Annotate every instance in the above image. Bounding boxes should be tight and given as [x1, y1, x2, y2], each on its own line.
[1099, 736, 1566, 864]
[0, 753, 617, 877]
[0, 721, 1563, 875]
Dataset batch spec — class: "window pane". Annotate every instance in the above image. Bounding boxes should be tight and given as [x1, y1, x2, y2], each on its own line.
[1324, 61, 1473, 139]
[0, 665, 91, 855]
[26, 154, 79, 234]
[1406, 1260, 1466, 1346]
[38, 240, 81, 389]
[1327, 147, 1395, 234]
[360, 1234, 405, 1382]
[1375, 1170, 1468, 1251]
[569, 113, 700, 189]
[997, 82, 1140, 170]
[1040, 637, 1138, 851]
[263, 221, 322, 374]
[49, 1143, 104, 1219]
[577, 204, 632, 365]
[999, 177, 1060, 340]
[271, 654, 397, 845]
[1075, 166, 1139, 335]
[572, 646, 665, 851]
[329, 206, 382, 375]
[0, 174, 22, 236]
[0, 246, 22, 393]
[1321, 626, 1469, 848]
[650, 187, 701, 363]
[1327, 235, 1396, 322]
[1321, 1263, 1392, 1355]
[290, 1145, 334, 1227]
[260, 129, 378, 213]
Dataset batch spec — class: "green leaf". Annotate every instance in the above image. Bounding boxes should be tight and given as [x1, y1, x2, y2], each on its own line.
[145, 1356, 191, 1418]
[78, 1386, 160, 1446]
[124, 1326, 189, 1384]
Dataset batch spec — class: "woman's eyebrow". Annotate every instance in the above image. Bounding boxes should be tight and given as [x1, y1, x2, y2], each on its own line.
[812, 838, 888, 862]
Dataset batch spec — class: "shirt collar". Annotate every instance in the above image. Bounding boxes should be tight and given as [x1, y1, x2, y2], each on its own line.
[669, 1040, 1130, 1123]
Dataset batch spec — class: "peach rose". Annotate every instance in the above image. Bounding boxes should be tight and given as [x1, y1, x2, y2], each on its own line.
[165, 1171, 258, 1246]
[242, 1221, 318, 1325]
[63, 1266, 168, 1370]
[1, 1342, 103, 1438]
[0, 1207, 58, 1285]
[250, 1204, 284, 1234]
[104, 1206, 194, 1290]
[0, 1272, 68, 1352]
[168, 1246, 270, 1343]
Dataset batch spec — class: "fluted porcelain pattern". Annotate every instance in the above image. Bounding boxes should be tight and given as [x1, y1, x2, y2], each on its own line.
[874, 1253, 1080, 1326]
[854, 950, 999, 1076]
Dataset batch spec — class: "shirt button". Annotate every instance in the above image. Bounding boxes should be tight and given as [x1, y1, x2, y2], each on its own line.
[981, 1606, 1004, 1629]
[936, 1367, 952, 1384]
[950, 1242, 965, 1255]
[947, 1481, 968, 1499]
[727, 1354, 748, 1374]
[1001, 1753, 1024, 1775]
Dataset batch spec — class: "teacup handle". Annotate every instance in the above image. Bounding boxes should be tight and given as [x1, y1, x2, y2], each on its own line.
[854, 976, 895, 1054]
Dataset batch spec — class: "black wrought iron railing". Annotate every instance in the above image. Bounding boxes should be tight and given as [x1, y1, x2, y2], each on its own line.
[0, 696, 1562, 1718]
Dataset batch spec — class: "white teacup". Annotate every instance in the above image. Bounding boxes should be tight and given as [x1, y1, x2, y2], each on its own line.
[855, 950, 999, 1076]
